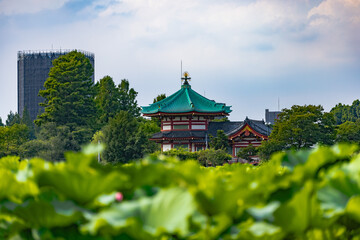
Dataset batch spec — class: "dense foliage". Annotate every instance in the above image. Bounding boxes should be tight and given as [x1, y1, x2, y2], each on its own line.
[157, 147, 231, 166]
[153, 94, 166, 103]
[102, 111, 147, 163]
[95, 76, 140, 124]
[336, 120, 360, 144]
[0, 51, 158, 162]
[36, 50, 96, 129]
[258, 105, 335, 159]
[1, 144, 360, 239]
[331, 99, 360, 125]
[209, 130, 230, 150]
[237, 144, 258, 161]
[0, 124, 29, 157]
[5, 111, 21, 127]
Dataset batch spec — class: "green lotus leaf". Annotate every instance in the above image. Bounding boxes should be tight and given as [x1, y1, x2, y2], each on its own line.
[37, 168, 128, 205]
[82, 187, 196, 238]
[274, 181, 313, 233]
[331, 143, 359, 159]
[2, 199, 84, 229]
[0, 156, 24, 172]
[317, 155, 360, 220]
[0, 169, 39, 202]
[231, 220, 284, 240]
[248, 222, 283, 239]
[247, 201, 281, 222]
[346, 196, 360, 223]
[317, 185, 348, 218]
[281, 150, 310, 171]
[0, 214, 26, 239]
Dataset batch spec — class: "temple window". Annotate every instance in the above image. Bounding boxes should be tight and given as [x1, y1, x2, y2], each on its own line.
[173, 124, 189, 130]
[163, 144, 171, 151]
[174, 144, 189, 150]
[162, 125, 171, 130]
[192, 124, 206, 130]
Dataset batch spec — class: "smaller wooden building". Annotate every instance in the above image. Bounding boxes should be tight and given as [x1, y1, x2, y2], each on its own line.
[141, 73, 271, 157]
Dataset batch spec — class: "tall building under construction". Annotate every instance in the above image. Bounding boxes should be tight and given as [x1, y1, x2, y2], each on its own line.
[17, 49, 95, 122]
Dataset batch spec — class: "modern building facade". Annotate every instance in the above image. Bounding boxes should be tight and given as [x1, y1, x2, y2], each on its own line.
[265, 109, 282, 125]
[17, 49, 95, 121]
[141, 72, 271, 158]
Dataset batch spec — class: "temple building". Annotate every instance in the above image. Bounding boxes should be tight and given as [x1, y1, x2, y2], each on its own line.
[141, 72, 271, 158]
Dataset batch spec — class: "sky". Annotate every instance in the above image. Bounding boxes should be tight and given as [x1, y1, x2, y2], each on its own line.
[0, 0, 359, 122]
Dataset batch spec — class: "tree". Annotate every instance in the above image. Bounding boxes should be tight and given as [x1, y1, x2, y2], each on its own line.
[6, 111, 20, 126]
[35, 50, 96, 130]
[209, 130, 229, 150]
[95, 77, 141, 127]
[331, 100, 360, 125]
[0, 117, 3, 127]
[336, 120, 360, 144]
[118, 79, 141, 118]
[153, 94, 166, 103]
[237, 145, 258, 161]
[27, 122, 88, 161]
[197, 149, 232, 166]
[19, 139, 51, 160]
[102, 111, 146, 163]
[0, 124, 29, 157]
[259, 105, 336, 160]
[257, 140, 284, 161]
[21, 106, 35, 139]
[94, 76, 120, 127]
[137, 117, 161, 154]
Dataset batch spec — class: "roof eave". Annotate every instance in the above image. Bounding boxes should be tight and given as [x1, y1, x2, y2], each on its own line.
[142, 111, 230, 117]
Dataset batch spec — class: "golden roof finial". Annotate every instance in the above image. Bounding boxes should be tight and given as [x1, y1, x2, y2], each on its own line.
[181, 71, 191, 85]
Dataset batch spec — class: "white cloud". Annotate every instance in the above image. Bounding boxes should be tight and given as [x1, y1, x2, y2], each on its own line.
[0, 0, 70, 15]
[307, 0, 360, 62]
[1, 0, 360, 121]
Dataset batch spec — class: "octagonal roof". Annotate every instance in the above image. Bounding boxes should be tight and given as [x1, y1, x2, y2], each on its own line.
[141, 81, 232, 116]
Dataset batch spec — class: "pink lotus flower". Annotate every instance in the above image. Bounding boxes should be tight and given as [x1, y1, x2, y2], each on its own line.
[115, 192, 123, 202]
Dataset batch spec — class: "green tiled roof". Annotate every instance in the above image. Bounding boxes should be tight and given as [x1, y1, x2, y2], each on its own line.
[141, 82, 232, 115]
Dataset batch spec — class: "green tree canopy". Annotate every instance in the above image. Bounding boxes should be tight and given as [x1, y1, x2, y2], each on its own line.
[118, 79, 141, 118]
[35, 50, 96, 129]
[102, 111, 146, 163]
[94, 76, 120, 126]
[336, 120, 360, 144]
[271, 105, 335, 148]
[21, 106, 35, 139]
[197, 148, 232, 166]
[331, 99, 360, 125]
[137, 117, 161, 154]
[258, 105, 336, 160]
[0, 117, 4, 127]
[6, 111, 20, 126]
[236, 144, 258, 161]
[153, 94, 166, 103]
[21, 122, 91, 161]
[209, 130, 229, 150]
[0, 124, 29, 157]
[94, 76, 140, 126]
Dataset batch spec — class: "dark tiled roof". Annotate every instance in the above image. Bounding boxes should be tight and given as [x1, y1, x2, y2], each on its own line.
[246, 118, 272, 136]
[208, 118, 271, 137]
[207, 121, 243, 136]
[151, 131, 207, 139]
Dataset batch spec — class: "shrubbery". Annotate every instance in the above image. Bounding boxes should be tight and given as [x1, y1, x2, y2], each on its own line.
[153, 147, 231, 166]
